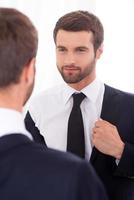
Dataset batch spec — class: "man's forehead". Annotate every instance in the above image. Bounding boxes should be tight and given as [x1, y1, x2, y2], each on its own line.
[56, 30, 94, 46]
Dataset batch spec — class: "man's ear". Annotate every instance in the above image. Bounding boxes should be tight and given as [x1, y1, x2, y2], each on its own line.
[24, 58, 36, 84]
[96, 44, 103, 59]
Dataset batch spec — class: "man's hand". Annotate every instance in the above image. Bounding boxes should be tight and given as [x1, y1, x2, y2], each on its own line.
[92, 119, 125, 159]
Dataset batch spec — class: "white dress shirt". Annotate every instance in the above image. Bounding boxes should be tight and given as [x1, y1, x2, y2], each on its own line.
[29, 78, 105, 160]
[0, 108, 32, 140]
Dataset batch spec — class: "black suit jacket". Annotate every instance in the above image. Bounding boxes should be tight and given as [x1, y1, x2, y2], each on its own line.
[90, 84, 134, 200]
[0, 134, 107, 200]
[25, 84, 134, 200]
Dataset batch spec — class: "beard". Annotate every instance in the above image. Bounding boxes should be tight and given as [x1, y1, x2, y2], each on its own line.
[57, 59, 96, 84]
[23, 78, 35, 106]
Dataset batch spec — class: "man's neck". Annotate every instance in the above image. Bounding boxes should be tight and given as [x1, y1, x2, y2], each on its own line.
[0, 89, 23, 112]
[68, 75, 96, 91]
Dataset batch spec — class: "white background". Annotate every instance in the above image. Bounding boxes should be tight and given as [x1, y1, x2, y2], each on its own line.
[0, 0, 134, 97]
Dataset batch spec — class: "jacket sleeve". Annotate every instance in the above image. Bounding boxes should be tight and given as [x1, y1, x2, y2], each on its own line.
[24, 111, 46, 145]
[115, 142, 134, 178]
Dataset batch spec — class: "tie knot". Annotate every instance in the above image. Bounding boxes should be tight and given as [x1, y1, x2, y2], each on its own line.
[72, 93, 86, 107]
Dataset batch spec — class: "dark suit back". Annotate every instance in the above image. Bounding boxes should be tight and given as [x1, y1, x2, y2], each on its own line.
[0, 134, 107, 200]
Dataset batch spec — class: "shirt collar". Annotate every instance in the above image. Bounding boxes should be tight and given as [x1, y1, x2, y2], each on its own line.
[62, 78, 104, 104]
[62, 83, 76, 104]
[81, 79, 104, 103]
[0, 108, 33, 140]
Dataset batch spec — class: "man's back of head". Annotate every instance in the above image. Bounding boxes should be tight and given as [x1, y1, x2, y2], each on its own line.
[0, 8, 38, 111]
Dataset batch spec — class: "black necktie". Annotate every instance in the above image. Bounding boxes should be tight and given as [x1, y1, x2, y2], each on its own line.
[67, 93, 86, 158]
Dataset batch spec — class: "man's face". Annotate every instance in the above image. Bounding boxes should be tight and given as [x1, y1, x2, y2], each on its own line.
[56, 30, 101, 88]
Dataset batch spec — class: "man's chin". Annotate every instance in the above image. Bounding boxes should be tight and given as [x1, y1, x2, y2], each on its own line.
[63, 77, 81, 84]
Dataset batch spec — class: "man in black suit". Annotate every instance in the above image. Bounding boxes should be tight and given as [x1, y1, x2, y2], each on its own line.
[0, 8, 107, 200]
[25, 10, 134, 200]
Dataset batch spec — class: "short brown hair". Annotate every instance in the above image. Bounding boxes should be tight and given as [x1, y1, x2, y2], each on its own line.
[0, 8, 38, 87]
[53, 10, 104, 52]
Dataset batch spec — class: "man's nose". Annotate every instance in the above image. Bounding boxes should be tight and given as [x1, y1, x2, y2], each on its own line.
[64, 52, 76, 65]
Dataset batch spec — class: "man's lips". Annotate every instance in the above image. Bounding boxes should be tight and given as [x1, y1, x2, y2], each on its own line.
[63, 66, 80, 71]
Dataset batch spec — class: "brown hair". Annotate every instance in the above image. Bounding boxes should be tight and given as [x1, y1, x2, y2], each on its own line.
[53, 10, 104, 52]
[0, 8, 38, 87]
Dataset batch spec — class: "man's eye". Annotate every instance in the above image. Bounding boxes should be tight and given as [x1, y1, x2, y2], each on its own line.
[77, 48, 87, 52]
[57, 48, 66, 52]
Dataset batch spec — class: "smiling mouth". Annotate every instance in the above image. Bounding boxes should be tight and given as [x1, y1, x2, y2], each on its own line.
[63, 66, 80, 71]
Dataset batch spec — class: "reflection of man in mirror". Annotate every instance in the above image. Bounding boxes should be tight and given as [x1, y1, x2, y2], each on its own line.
[25, 10, 134, 200]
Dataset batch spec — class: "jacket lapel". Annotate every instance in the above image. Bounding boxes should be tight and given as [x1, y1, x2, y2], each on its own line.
[90, 84, 122, 163]
[100, 84, 122, 125]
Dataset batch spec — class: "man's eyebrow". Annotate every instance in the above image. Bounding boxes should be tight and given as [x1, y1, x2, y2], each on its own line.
[56, 45, 66, 48]
[75, 46, 89, 50]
